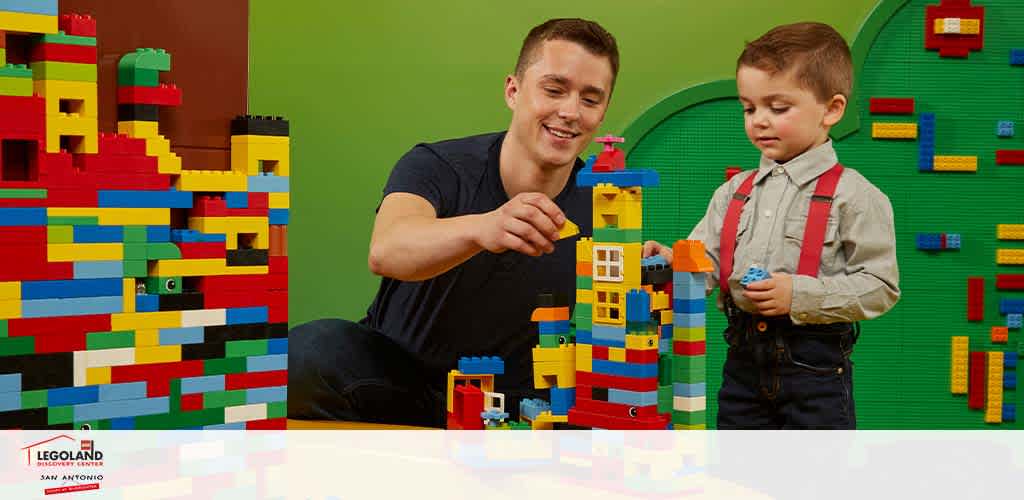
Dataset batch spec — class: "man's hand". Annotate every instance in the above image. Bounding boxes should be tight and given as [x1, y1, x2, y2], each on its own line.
[476, 192, 566, 256]
[642, 240, 673, 261]
[741, 272, 793, 316]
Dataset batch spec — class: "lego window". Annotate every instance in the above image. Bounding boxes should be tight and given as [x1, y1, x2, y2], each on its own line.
[238, 233, 257, 250]
[593, 245, 624, 282]
[594, 289, 623, 324]
[259, 159, 279, 175]
[59, 98, 86, 115]
[59, 135, 84, 154]
[1, 139, 38, 181]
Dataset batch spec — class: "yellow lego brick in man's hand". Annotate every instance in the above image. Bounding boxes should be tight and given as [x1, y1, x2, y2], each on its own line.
[557, 219, 580, 240]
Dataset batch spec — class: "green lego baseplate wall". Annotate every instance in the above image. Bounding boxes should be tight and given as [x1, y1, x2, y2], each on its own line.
[627, 0, 1024, 428]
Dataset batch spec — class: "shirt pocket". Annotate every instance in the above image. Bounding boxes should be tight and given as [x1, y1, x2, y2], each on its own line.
[783, 214, 840, 273]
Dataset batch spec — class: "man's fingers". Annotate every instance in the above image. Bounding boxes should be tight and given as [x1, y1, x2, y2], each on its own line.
[521, 193, 566, 228]
[504, 218, 553, 254]
[511, 199, 560, 241]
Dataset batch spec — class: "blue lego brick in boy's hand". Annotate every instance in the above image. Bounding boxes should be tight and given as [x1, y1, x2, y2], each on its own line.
[458, 356, 504, 375]
[739, 267, 770, 287]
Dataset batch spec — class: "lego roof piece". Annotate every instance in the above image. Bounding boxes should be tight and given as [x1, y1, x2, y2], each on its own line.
[672, 240, 713, 272]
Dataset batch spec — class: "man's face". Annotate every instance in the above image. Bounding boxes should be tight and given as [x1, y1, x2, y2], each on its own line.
[736, 65, 843, 164]
[505, 39, 614, 169]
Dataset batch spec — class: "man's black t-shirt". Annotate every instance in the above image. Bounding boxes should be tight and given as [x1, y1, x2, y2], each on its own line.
[362, 131, 591, 402]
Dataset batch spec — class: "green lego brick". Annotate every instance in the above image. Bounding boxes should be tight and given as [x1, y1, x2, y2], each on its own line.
[169, 379, 181, 414]
[672, 410, 706, 426]
[671, 354, 706, 383]
[574, 302, 592, 318]
[1018, 341, 1024, 356]
[538, 333, 573, 348]
[0, 336, 34, 356]
[120, 47, 171, 71]
[658, 354, 672, 385]
[0, 320, 7, 338]
[576, 275, 592, 289]
[123, 226, 148, 242]
[136, 408, 223, 429]
[47, 225, 73, 243]
[29, 61, 96, 82]
[626, 321, 655, 335]
[658, 384, 673, 414]
[0, 76, 32, 96]
[267, 401, 287, 419]
[48, 216, 97, 225]
[144, 276, 181, 295]
[48, 406, 74, 425]
[123, 260, 147, 278]
[146, 242, 181, 260]
[0, 63, 32, 78]
[204, 357, 247, 376]
[86, 331, 135, 350]
[592, 227, 643, 243]
[21, 390, 47, 410]
[0, 188, 46, 199]
[203, 390, 247, 409]
[225, 339, 268, 358]
[123, 243, 147, 260]
[39, 31, 97, 47]
[96, 420, 113, 430]
[673, 326, 706, 342]
[508, 421, 532, 430]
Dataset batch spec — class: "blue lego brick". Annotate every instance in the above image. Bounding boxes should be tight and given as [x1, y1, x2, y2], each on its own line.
[109, 417, 135, 430]
[147, 226, 170, 242]
[642, 255, 669, 268]
[458, 356, 505, 375]
[673, 272, 706, 298]
[170, 229, 226, 243]
[21, 295, 122, 318]
[0, 0, 57, 15]
[268, 208, 289, 225]
[997, 120, 1015, 137]
[608, 388, 658, 406]
[592, 359, 658, 378]
[659, 336, 672, 354]
[1003, 404, 1016, 422]
[576, 169, 660, 188]
[226, 306, 269, 325]
[918, 155, 934, 172]
[1008, 314, 1022, 330]
[660, 324, 672, 337]
[481, 408, 509, 421]
[225, 192, 249, 208]
[48, 385, 100, 406]
[0, 373, 22, 393]
[247, 354, 288, 373]
[158, 326, 205, 345]
[674, 312, 706, 328]
[22, 278, 122, 300]
[740, 267, 770, 287]
[1004, 371, 1016, 390]
[626, 289, 650, 322]
[73, 225, 124, 243]
[550, 387, 576, 415]
[136, 294, 160, 312]
[74, 396, 170, 422]
[916, 233, 942, 250]
[520, 398, 551, 421]
[1000, 299, 1024, 315]
[205, 422, 246, 430]
[1006, 352, 1018, 369]
[946, 233, 960, 249]
[1011, 49, 1024, 66]
[575, 329, 592, 344]
[267, 338, 288, 355]
[919, 112, 936, 125]
[180, 375, 226, 395]
[246, 385, 288, 404]
[592, 323, 626, 343]
[0, 207, 46, 226]
[538, 320, 571, 334]
[99, 382, 147, 402]
[589, 336, 626, 348]
[673, 298, 705, 314]
[98, 190, 193, 208]
[248, 174, 290, 193]
[0, 392, 19, 412]
[73, 261, 124, 279]
[673, 382, 707, 397]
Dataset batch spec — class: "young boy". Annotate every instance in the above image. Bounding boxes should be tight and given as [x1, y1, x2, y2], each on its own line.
[688, 22, 900, 428]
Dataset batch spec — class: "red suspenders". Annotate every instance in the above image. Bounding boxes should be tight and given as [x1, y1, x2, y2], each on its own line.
[718, 163, 844, 295]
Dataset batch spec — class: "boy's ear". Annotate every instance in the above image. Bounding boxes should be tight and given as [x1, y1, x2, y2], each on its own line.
[504, 75, 519, 110]
[822, 94, 848, 127]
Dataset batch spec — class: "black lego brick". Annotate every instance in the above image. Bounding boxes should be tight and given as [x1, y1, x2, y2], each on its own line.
[537, 292, 570, 308]
[181, 341, 226, 361]
[642, 266, 672, 286]
[159, 292, 204, 311]
[226, 249, 269, 266]
[0, 353, 74, 391]
[117, 104, 159, 122]
[591, 387, 609, 402]
[231, 115, 289, 136]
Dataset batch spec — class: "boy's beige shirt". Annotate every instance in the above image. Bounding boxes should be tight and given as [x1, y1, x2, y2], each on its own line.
[688, 140, 900, 325]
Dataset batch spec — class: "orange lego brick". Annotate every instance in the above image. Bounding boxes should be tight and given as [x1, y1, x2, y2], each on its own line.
[672, 240, 713, 272]
[576, 262, 592, 276]
[992, 326, 1008, 344]
[530, 307, 570, 322]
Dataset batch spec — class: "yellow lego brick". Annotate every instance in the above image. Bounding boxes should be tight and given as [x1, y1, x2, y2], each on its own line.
[532, 411, 568, 425]
[33, 80, 98, 117]
[446, 370, 495, 413]
[575, 344, 592, 373]
[997, 249, 1024, 265]
[135, 345, 182, 365]
[137, 134, 181, 174]
[950, 336, 968, 394]
[934, 18, 980, 35]
[47, 243, 123, 261]
[175, 170, 248, 192]
[533, 361, 575, 389]
[111, 311, 182, 331]
[149, 258, 268, 277]
[576, 237, 593, 263]
[48, 207, 170, 226]
[122, 278, 135, 313]
[592, 285, 625, 325]
[268, 192, 290, 209]
[230, 135, 290, 176]
[626, 333, 660, 350]
[997, 224, 1024, 240]
[86, 367, 111, 386]
[651, 291, 670, 311]
[673, 424, 707, 430]
[557, 219, 579, 240]
[0, 10, 58, 33]
[871, 122, 917, 139]
[576, 288, 593, 304]
[592, 184, 643, 229]
[189, 216, 269, 250]
[933, 155, 977, 172]
[45, 114, 98, 154]
[532, 344, 575, 363]
[961, 18, 980, 34]
[134, 329, 160, 347]
[117, 120, 159, 138]
[608, 347, 626, 362]
[0, 281, 20, 301]
[674, 326, 706, 342]
[660, 309, 674, 325]
[0, 298, 21, 320]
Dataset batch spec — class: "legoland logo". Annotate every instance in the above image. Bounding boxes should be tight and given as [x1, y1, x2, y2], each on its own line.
[20, 435, 105, 495]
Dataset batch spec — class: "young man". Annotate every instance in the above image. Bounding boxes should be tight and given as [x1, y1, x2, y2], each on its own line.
[290, 19, 667, 427]
[686, 22, 901, 428]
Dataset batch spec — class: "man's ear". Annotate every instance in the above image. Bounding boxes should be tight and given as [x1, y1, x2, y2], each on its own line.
[823, 93, 848, 127]
[504, 74, 519, 110]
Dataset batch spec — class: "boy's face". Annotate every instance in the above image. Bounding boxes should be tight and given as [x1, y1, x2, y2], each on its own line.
[736, 65, 846, 163]
[505, 39, 613, 170]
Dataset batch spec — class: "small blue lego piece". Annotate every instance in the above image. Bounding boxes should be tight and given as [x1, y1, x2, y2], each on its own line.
[1000, 299, 1024, 315]
[108, 417, 136, 430]
[268, 208, 289, 225]
[1004, 371, 1017, 390]
[48, 386, 100, 407]
[0, 0, 58, 15]
[226, 306, 269, 325]
[248, 174, 290, 193]
[458, 356, 505, 375]
[945, 233, 960, 249]
[247, 354, 288, 373]
[267, 338, 289, 355]
[625, 289, 651, 322]
[0, 207, 46, 226]
[481, 408, 509, 422]
[22, 278, 122, 300]
[916, 233, 942, 251]
[0, 392, 20, 413]
[673, 382, 707, 398]
[591, 359, 658, 378]
[673, 298, 705, 314]
[97, 190, 193, 208]
[550, 387, 576, 416]
[641, 255, 669, 269]
[1008, 314, 1022, 330]
[520, 398, 551, 421]
[170, 229, 226, 243]
[538, 320, 570, 334]
[0, 373, 22, 394]
[73, 261, 124, 279]
[997, 120, 1015, 137]
[246, 386, 288, 405]
[158, 326, 205, 346]
[99, 382, 147, 402]
[576, 169, 660, 188]
[180, 375, 226, 395]
[73, 396, 170, 422]
[1011, 49, 1024, 66]
[146, 225, 171, 242]
[673, 312, 706, 328]
[591, 324, 626, 343]
[225, 192, 249, 208]
[73, 225, 124, 243]
[21, 296, 122, 318]
[740, 267, 770, 287]
[1005, 352, 1018, 369]
[1003, 403, 1016, 422]
[135, 294, 160, 312]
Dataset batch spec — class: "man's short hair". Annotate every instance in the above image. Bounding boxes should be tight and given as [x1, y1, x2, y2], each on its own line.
[514, 18, 619, 89]
[737, 22, 853, 102]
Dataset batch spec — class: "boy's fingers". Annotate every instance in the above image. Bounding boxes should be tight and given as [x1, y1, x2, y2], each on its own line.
[744, 279, 775, 291]
[743, 289, 774, 301]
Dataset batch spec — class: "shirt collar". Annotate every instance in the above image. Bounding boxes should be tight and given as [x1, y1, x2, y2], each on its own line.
[752, 140, 839, 186]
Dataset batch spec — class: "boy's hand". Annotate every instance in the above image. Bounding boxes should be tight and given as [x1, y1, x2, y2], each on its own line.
[642, 240, 673, 260]
[741, 272, 793, 316]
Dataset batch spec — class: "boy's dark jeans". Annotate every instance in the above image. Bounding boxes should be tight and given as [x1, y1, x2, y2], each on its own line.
[288, 319, 447, 428]
[717, 314, 857, 429]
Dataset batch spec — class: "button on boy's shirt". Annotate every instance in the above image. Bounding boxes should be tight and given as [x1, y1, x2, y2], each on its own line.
[688, 140, 900, 324]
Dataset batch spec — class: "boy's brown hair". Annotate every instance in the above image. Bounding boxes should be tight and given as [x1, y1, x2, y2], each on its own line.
[737, 22, 853, 103]
[514, 18, 619, 90]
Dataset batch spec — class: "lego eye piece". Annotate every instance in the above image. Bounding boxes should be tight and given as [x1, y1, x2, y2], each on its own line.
[165, 278, 177, 292]
[628, 407, 638, 418]
[558, 336, 567, 345]
[80, 423, 91, 431]
[136, 283, 147, 294]
[647, 338, 655, 347]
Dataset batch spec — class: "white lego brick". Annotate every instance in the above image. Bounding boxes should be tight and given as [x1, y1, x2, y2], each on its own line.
[943, 18, 961, 34]
[224, 403, 267, 424]
[181, 308, 226, 328]
[74, 351, 87, 387]
[673, 395, 707, 412]
[86, 347, 136, 368]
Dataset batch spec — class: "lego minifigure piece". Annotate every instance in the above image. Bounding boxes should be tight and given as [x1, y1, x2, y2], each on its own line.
[739, 267, 770, 287]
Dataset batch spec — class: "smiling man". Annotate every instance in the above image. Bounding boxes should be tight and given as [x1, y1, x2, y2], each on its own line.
[289, 19, 620, 427]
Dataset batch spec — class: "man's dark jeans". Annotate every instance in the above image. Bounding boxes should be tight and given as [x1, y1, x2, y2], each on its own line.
[288, 319, 447, 428]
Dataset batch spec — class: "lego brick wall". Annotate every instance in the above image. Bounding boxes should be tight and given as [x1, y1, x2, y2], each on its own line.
[629, 0, 1023, 428]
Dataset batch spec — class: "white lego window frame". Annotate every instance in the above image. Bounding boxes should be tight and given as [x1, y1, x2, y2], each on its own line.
[593, 245, 624, 282]
[484, 392, 505, 412]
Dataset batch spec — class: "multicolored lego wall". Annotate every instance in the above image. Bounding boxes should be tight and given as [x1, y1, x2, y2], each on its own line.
[0, 1, 289, 429]
[628, 0, 1023, 428]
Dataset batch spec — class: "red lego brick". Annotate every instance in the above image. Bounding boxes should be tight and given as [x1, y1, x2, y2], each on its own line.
[592, 148, 625, 172]
[269, 256, 288, 275]
[225, 370, 287, 390]
[673, 340, 707, 356]
[0, 95, 46, 138]
[267, 272, 287, 291]
[246, 418, 287, 430]
[968, 351, 985, 409]
[8, 314, 111, 338]
[98, 133, 147, 156]
[178, 242, 227, 259]
[45, 262, 73, 280]
[725, 166, 742, 181]
[925, 1, 984, 59]
[268, 291, 288, 324]
[446, 412, 462, 430]
[996, 274, 1024, 290]
[626, 348, 660, 363]
[248, 193, 269, 209]
[996, 150, 1024, 165]
[967, 277, 984, 322]
[59, 14, 97, 37]
[869, 97, 915, 114]
[117, 84, 183, 106]
[0, 226, 47, 245]
[198, 275, 269, 293]
[452, 384, 484, 430]
[574, 398, 661, 418]
[111, 360, 204, 397]
[576, 384, 592, 400]
[34, 331, 87, 354]
[30, 43, 97, 64]
[181, 394, 204, 412]
[992, 326, 1008, 344]
[591, 345, 610, 361]
[567, 407, 669, 430]
[577, 370, 658, 392]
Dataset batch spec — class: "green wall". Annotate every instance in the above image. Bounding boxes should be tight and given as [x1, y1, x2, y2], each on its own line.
[249, 0, 880, 325]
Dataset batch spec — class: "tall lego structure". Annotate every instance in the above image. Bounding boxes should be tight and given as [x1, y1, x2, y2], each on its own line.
[0, 2, 289, 429]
